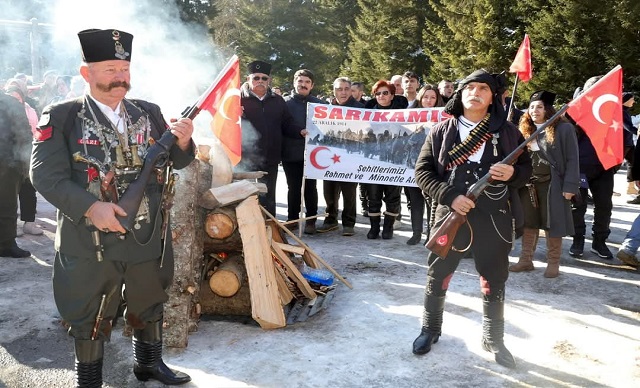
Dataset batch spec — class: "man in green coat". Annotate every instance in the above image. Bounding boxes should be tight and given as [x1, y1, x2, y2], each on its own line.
[30, 28, 194, 387]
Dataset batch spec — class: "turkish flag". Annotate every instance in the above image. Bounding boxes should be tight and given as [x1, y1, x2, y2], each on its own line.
[201, 55, 242, 165]
[566, 65, 624, 169]
[509, 34, 532, 82]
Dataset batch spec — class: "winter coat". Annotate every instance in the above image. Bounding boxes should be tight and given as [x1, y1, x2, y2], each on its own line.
[414, 116, 532, 231]
[282, 92, 323, 162]
[240, 83, 302, 169]
[522, 121, 580, 237]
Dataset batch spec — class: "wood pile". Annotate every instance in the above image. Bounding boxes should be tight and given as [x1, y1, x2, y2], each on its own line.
[163, 143, 349, 348]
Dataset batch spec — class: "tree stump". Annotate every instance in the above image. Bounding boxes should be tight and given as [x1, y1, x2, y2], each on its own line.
[209, 253, 245, 297]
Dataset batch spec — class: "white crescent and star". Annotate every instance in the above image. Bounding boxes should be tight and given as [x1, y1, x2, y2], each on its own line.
[592, 94, 619, 124]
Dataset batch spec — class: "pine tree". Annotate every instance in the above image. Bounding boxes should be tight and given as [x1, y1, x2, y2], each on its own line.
[342, 0, 430, 89]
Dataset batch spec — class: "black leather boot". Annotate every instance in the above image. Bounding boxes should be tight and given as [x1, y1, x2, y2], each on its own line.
[412, 294, 445, 355]
[367, 215, 381, 239]
[481, 292, 516, 369]
[74, 339, 103, 388]
[133, 320, 191, 385]
[381, 214, 395, 239]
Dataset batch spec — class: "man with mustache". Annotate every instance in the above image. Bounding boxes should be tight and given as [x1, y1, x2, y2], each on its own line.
[239, 60, 304, 216]
[30, 28, 194, 386]
[412, 70, 532, 368]
[283, 69, 323, 233]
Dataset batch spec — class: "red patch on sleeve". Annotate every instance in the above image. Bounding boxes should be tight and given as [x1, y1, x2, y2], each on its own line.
[34, 126, 53, 141]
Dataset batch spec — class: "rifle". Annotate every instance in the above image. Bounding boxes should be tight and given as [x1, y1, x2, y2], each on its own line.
[115, 55, 238, 232]
[425, 105, 569, 258]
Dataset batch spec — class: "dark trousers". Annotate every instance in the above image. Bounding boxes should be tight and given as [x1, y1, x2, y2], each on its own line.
[258, 164, 279, 217]
[405, 186, 431, 234]
[19, 178, 37, 222]
[624, 146, 634, 182]
[427, 198, 512, 295]
[0, 166, 23, 247]
[366, 184, 401, 216]
[282, 161, 317, 221]
[571, 167, 614, 239]
[323, 180, 357, 227]
[53, 252, 173, 340]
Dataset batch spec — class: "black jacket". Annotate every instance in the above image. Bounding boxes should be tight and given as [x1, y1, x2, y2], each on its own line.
[415, 116, 532, 228]
[282, 92, 323, 162]
[0, 93, 31, 169]
[240, 83, 303, 169]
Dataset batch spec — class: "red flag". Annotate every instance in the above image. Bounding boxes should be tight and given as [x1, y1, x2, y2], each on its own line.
[566, 65, 624, 169]
[201, 55, 242, 165]
[509, 34, 532, 82]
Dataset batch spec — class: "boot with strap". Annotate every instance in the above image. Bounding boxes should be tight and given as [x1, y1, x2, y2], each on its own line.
[412, 277, 447, 355]
[74, 339, 104, 388]
[381, 212, 396, 239]
[510, 228, 537, 272]
[412, 294, 445, 355]
[544, 233, 562, 278]
[481, 290, 516, 369]
[133, 319, 191, 385]
[367, 215, 381, 239]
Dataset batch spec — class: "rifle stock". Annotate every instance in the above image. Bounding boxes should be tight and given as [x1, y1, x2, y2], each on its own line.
[425, 212, 467, 258]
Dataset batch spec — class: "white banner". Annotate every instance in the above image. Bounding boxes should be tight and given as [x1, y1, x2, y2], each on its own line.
[303, 103, 450, 187]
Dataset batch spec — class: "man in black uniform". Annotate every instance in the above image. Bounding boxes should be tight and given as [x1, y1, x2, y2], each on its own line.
[30, 29, 194, 387]
[0, 92, 32, 258]
[412, 70, 531, 368]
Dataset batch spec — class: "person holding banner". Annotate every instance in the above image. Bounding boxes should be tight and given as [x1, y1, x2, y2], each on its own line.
[30, 29, 195, 386]
[412, 70, 531, 369]
[317, 77, 364, 236]
[365, 80, 407, 240]
[404, 84, 445, 245]
[283, 69, 323, 234]
[509, 90, 579, 278]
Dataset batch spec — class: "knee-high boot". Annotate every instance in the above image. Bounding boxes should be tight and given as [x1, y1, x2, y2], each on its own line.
[74, 339, 103, 388]
[133, 319, 191, 385]
[544, 233, 562, 278]
[381, 213, 395, 239]
[481, 292, 516, 369]
[509, 228, 537, 272]
[367, 215, 381, 239]
[412, 294, 445, 355]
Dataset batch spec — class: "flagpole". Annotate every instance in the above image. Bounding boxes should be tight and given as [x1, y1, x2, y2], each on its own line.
[299, 176, 306, 238]
[506, 75, 519, 123]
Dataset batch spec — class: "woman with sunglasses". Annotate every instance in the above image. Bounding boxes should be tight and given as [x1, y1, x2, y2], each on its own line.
[364, 80, 408, 239]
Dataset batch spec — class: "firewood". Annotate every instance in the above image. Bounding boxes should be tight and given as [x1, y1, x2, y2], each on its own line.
[204, 207, 237, 239]
[261, 206, 353, 289]
[271, 243, 316, 299]
[208, 254, 245, 297]
[199, 180, 260, 209]
[272, 258, 295, 305]
[236, 196, 286, 329]
[232, 171, 267, 180]
[208, 141, 233, 188]
[274, 242, 305, 256]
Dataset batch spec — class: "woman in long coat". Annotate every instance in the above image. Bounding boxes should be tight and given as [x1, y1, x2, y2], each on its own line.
[509, 90, 579, 277]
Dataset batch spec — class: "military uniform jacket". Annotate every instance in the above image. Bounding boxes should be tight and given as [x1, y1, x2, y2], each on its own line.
[30, 97, 194, 263]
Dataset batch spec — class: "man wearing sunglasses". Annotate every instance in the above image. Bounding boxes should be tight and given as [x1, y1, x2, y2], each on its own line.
[239, 60, 305, 216]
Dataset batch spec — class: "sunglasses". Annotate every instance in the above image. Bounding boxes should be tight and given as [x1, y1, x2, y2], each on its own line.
[253, 76, 269, 81]
[375, 90, 390, 96]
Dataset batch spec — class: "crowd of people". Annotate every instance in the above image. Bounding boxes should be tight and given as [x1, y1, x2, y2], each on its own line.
[1, 37, 638, 382]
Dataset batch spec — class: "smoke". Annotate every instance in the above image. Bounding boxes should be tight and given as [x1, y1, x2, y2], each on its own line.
[1, 0, 230, 141]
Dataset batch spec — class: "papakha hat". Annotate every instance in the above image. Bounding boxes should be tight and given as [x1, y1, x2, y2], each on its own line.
[78, 29, 133, 63]
[247, 60, 272, 75]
